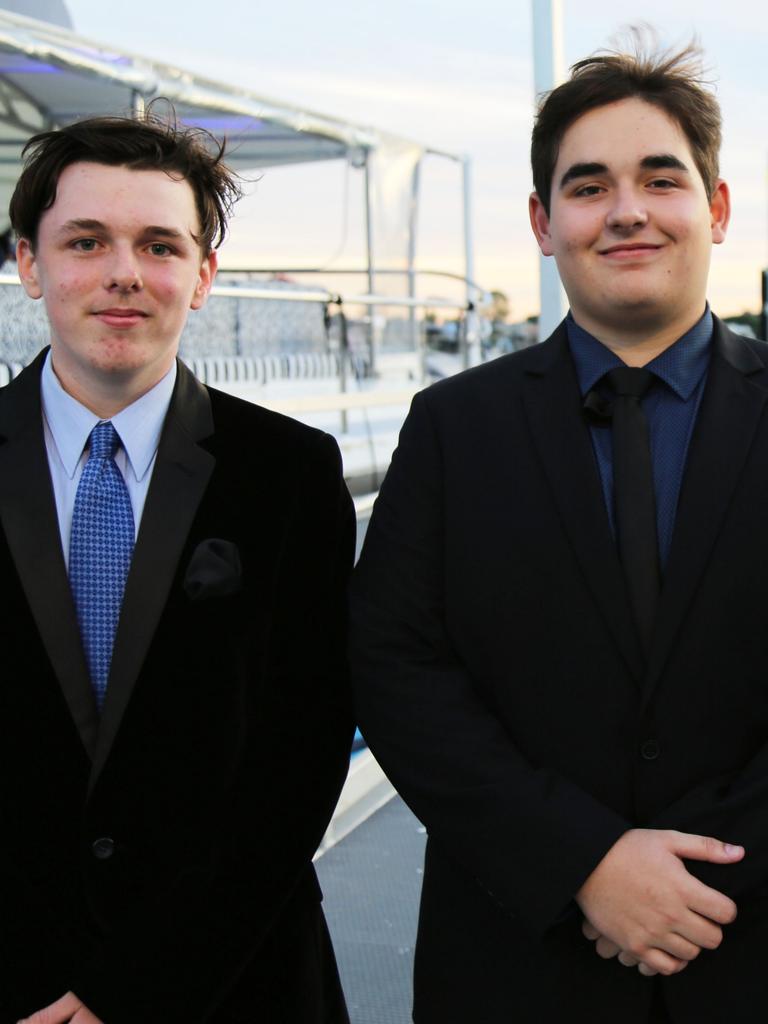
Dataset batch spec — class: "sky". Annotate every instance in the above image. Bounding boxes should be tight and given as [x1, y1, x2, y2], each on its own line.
[60, 0, 768, 320]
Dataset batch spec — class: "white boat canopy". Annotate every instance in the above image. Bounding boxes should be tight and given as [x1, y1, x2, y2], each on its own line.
[0, 8, 463, 173]
[0, 7, 478, 360]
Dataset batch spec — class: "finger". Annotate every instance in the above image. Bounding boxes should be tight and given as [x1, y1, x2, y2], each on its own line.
[655, 932, 701, 963]
[595, 936, 622, 959]
[638, 962, 659, 977]
[582, 920, 601, 941]
[686, 882, 738, 927]
[636, 949, 688, 977]
[675, 910, 724, 951]
[669, 831, 744, 865]
[18, 992, 82, 1024]
[618, 951, 640, 967]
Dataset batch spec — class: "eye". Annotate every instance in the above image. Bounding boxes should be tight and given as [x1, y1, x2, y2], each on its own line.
[647, 178, 677, 190]
[573, 184, 604, 198]
[72, 238, 99, 252]
[148, 242, 173, 256]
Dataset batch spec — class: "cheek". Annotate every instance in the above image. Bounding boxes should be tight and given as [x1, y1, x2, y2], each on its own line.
[149, 270, 199, 308]
[51, 268, 97, 300]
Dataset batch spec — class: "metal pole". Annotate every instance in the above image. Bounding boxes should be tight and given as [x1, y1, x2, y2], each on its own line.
[338, 305, 349, 435]
[131, 91, 145, 118]
[364, 153, 377, 375]
[407, 159, 421, 373]
[531, 0, 567, 340]
[461, 155, 481, 368]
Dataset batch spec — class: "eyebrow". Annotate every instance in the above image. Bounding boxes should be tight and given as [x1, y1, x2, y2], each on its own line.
[558, 153, 691, 191]
[56, 219, 189, 241]
[558, 162, 607, 190]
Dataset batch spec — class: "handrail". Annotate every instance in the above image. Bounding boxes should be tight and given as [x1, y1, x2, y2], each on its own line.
[0, 273, 474, 312]
[219, 266, 491, 297]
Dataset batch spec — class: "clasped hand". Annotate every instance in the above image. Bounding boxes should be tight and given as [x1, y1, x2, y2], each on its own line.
[576, 828, 744, 976]
[17, 991, 103, 1024]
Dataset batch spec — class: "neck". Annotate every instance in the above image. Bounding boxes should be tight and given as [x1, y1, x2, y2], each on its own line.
[571, 304, 707, 367]
[50, 358, 173, 418]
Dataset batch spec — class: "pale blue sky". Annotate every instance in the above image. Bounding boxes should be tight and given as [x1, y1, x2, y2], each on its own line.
[64, 0, 768, 318]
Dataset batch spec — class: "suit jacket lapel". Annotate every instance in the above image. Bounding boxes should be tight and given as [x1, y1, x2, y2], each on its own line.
[0, 353, 98, 757]
[90, 362, 215, 788]
[522, 325, 645, 683]
[643, 320, 768, 703]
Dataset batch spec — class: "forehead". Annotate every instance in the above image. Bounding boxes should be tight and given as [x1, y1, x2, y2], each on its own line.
[555, 97, 695, 174]
[40, 161, 199, 233]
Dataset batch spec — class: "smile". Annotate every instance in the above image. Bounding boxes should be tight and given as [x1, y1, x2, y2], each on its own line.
[598, 243, 664, 260]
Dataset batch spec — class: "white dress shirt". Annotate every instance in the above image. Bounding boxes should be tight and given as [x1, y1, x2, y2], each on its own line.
[40, 351, 177, 568]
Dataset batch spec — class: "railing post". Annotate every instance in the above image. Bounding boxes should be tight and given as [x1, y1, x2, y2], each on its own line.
[338, 304, 349, 435]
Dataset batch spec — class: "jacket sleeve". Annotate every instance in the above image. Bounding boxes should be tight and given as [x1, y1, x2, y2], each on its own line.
[68, 432, 355, 1024]
[650, 744, 768, 899]
[350, 392, 628, 936]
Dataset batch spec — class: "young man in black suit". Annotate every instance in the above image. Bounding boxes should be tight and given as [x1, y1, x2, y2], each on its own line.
[1, 114, 353, 1024]
[351, 42, 768, 1023]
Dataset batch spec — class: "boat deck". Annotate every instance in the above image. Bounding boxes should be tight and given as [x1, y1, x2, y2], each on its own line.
[316, 795, 425, 1024]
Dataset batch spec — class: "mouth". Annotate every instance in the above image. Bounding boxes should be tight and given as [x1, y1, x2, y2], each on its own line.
[598, 242, 664, 259]
[93, 308, 149, 328]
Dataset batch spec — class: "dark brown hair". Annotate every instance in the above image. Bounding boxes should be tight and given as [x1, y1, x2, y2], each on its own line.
[9, 106, 242, 252]
[531, 38, 721, 214]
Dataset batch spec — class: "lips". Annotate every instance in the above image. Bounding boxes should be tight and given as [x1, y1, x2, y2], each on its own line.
[599, 242, 663, 257]
[93, 308, 149, 328]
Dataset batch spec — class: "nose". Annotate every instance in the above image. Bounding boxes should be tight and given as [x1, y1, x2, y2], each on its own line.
[103, 245, 142, 292]
[606, 186, 648, 233]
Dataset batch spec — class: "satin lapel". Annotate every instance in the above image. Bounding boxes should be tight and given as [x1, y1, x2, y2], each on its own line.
[522, 326, 645, 683]
[0, 353, 98, 757]
[90, 363, 215, 788]
[643, 322, 768, 705]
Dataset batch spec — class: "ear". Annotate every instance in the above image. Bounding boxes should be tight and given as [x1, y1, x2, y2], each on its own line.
[16, 238, 43, 299]
[709, 179, 730, 245]
[529, 192, 554, 256]
[190, 248, 218, 310]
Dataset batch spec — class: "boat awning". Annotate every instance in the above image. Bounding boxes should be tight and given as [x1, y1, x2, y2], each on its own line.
[0, 8, 447, 177]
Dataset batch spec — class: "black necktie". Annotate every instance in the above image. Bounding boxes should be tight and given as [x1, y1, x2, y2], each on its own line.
[590, 367, 661, 656]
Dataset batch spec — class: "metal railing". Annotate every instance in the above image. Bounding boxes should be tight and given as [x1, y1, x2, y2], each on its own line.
[0, 269, 491, 414]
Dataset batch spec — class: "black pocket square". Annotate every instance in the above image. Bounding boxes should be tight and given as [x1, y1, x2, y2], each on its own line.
[183, 538, 243, 600]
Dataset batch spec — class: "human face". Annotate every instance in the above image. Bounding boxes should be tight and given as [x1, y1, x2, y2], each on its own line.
[529, 97, 729, 346]
[17, 161, 217, 412]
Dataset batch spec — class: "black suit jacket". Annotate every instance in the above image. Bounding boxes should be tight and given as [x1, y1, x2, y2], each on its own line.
[0, 352, 354, 1024]
[351, 318, 768, 1023]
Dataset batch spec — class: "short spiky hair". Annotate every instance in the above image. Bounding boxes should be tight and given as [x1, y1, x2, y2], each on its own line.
[9, 106, 242, 252]
[531, 36, 721, 214]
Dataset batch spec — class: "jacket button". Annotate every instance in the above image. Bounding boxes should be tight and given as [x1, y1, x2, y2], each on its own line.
[640, 739, 661, 761]
[91, 837, 115, 860]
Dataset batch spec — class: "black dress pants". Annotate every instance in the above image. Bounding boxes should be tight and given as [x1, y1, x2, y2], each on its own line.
[649, 983, 671, 1023]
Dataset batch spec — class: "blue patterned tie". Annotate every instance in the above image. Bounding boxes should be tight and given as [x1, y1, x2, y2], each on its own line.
[69, 421, 135, 710]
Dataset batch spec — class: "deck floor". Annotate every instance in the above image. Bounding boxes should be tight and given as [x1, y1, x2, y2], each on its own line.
[316, 796, 426, 1024]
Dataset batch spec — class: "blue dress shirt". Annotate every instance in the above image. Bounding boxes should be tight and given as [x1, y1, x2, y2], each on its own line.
[567, 310, 713, 570]
[40, 352, 177, 568]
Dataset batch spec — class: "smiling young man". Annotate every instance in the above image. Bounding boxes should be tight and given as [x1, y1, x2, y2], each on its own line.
[351, 42, 768, 1023]
[0, 115, 353, 1024]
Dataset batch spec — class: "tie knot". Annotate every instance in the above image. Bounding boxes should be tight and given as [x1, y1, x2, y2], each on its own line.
[88, 420, 120, 461]
[605, 366, 655, 400]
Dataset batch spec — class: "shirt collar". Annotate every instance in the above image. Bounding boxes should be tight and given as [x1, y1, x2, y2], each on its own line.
[567, 306, 713, 400]
[41, 352, 177, 480]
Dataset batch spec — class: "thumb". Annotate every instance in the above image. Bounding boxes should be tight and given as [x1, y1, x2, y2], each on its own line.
[669, 830, 745, 864]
